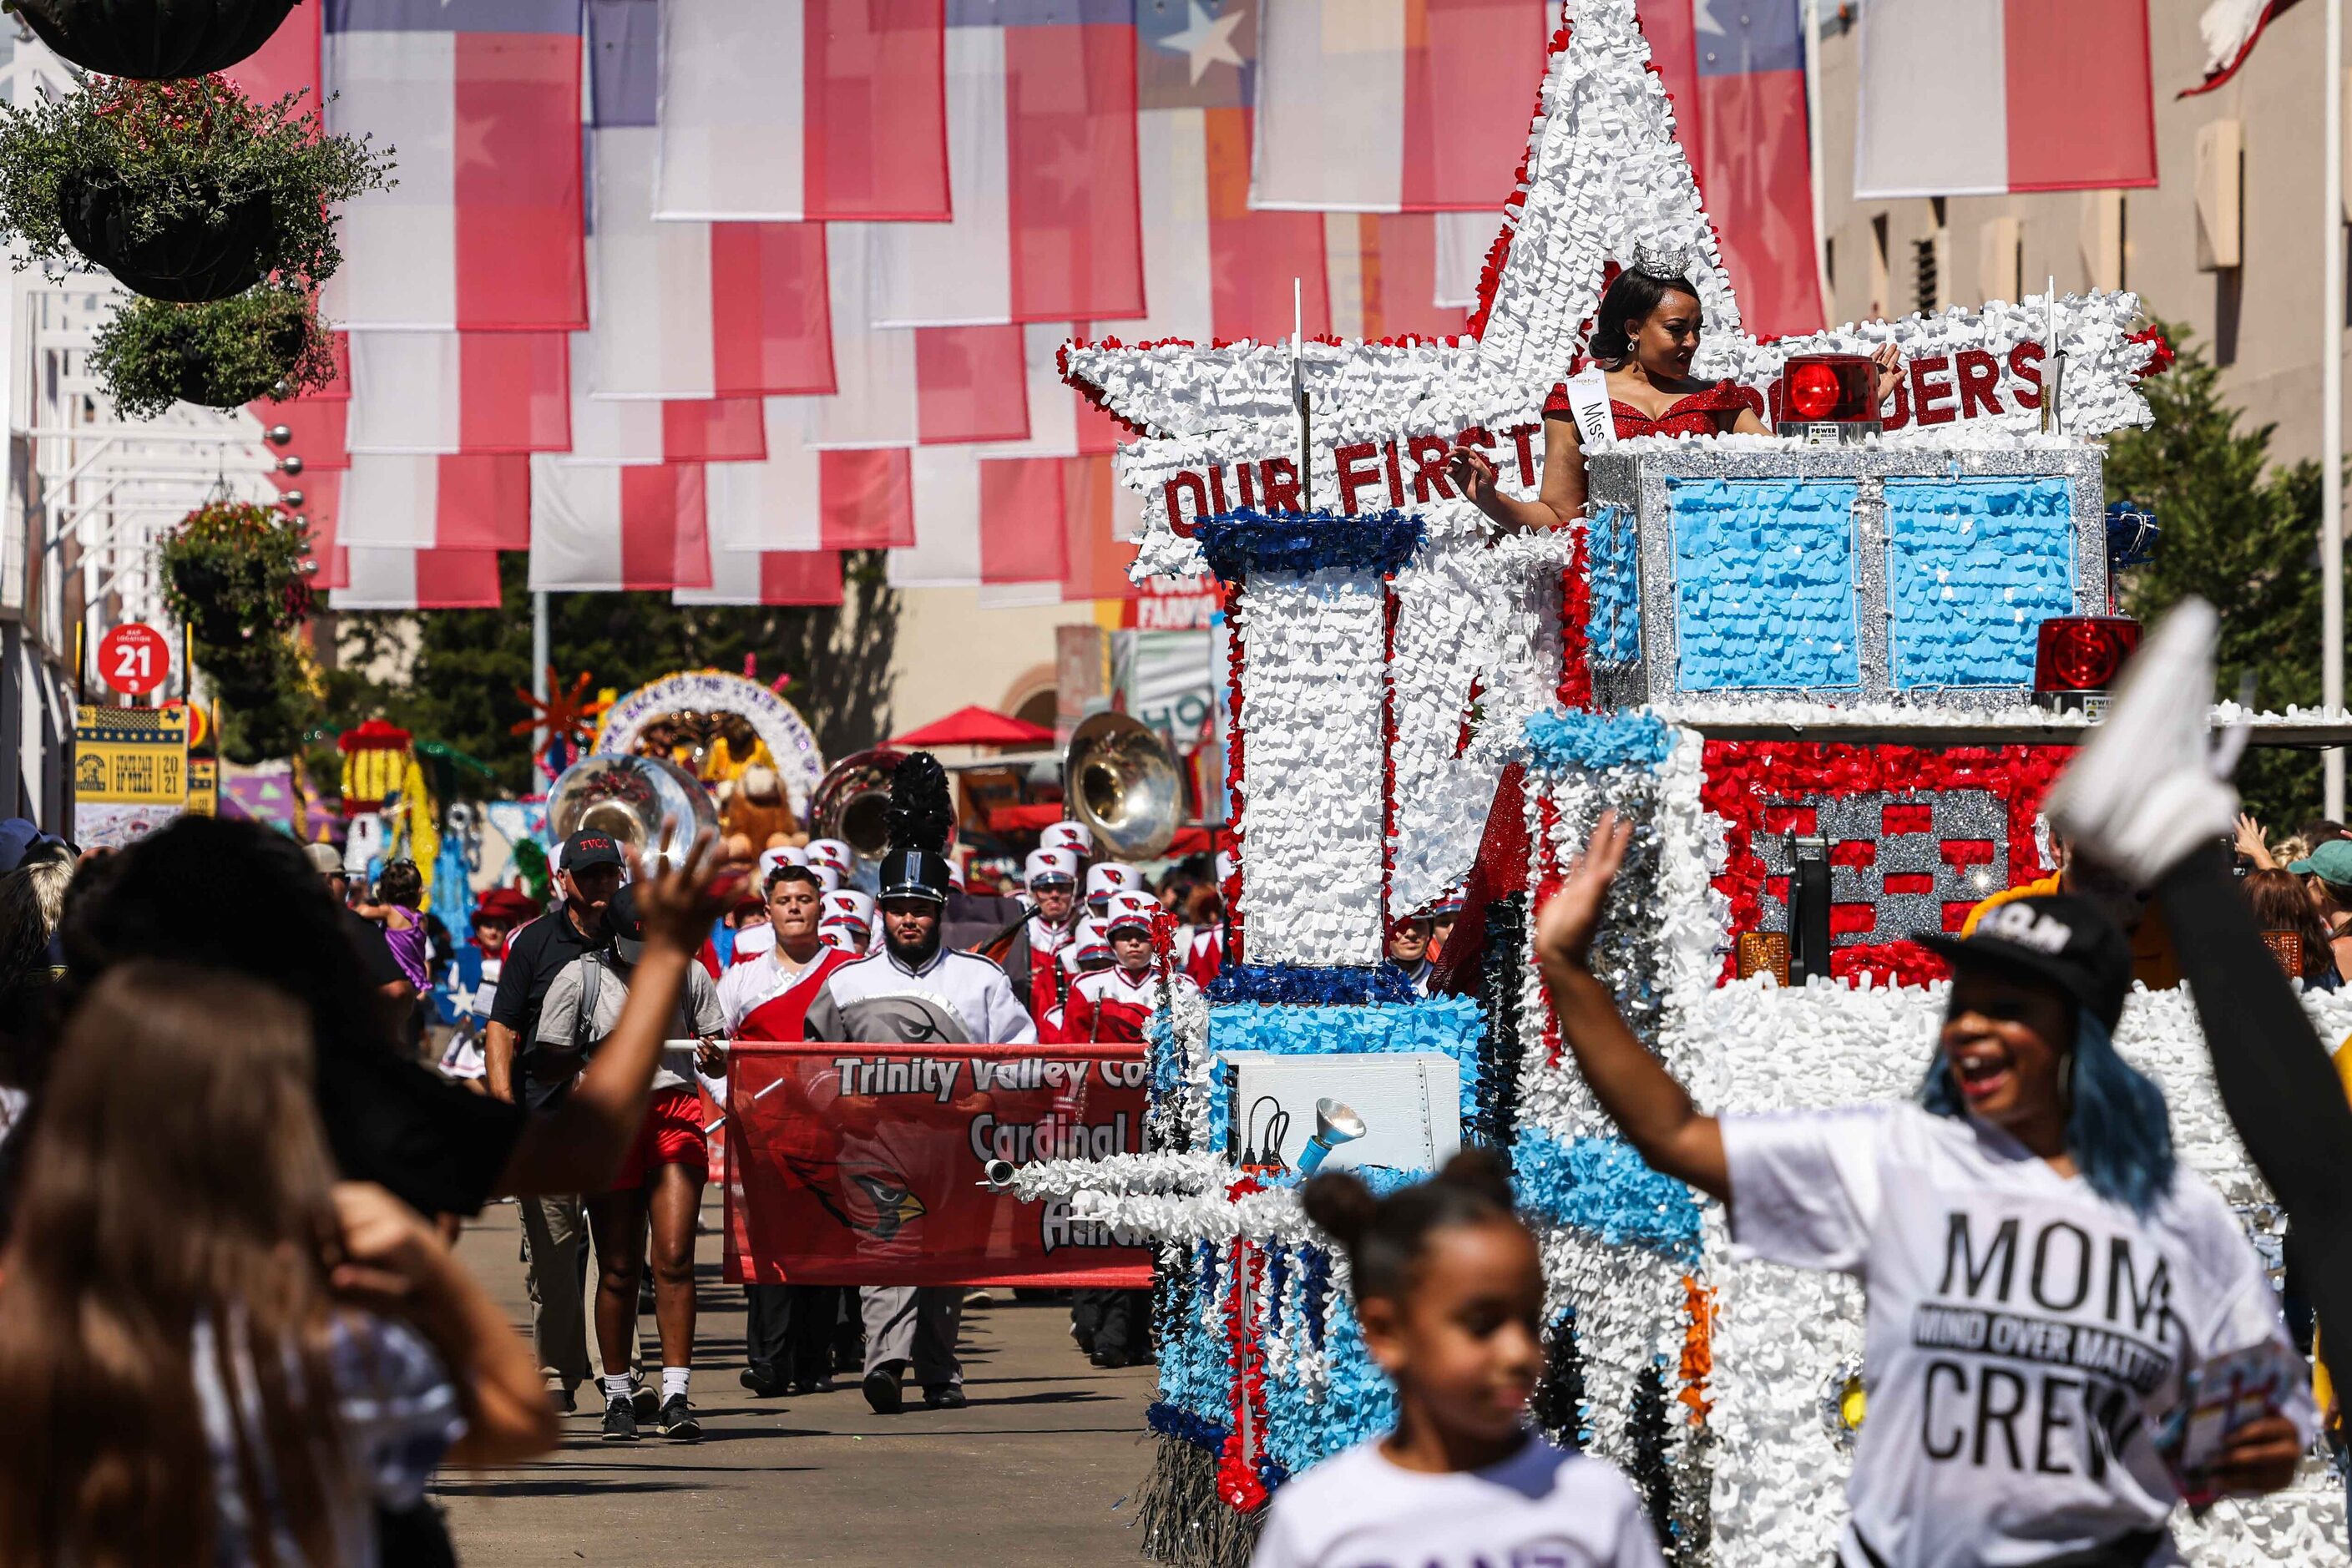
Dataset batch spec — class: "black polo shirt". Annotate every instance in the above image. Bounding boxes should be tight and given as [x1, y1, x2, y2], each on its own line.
[489, 903, 603, 1061]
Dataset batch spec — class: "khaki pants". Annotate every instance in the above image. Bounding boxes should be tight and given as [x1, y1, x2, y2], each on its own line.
[518, 1193, 592, 1390]
[861, 1285, 962, 1388]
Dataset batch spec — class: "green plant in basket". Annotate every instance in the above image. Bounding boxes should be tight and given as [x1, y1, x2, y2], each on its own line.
[0, 72, 392, 301]
[159, 498, 319, 760]
[90, 283, 334, 418]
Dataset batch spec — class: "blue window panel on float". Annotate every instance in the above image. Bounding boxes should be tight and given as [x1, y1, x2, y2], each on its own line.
[1667, 478, 1861, 690]
[1884, 478, 2076, 690]
[1584, 503, 1642, 667]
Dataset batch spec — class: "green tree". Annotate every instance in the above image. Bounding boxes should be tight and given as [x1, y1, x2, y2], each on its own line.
[2105, 326, 2329, 830]
[321, 552, 899, 795]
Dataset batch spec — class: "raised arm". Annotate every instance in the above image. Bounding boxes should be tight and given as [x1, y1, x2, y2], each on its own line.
[1446, 416, 1585, 535]
[491, 830, 737, 1196]
[1533, 812, 1728, 1200]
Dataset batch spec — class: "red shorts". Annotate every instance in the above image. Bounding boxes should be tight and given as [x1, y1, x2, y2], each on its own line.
[611, 1085, 710, 1191]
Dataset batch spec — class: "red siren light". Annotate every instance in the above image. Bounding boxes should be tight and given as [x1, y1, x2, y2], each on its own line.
[2034, 616, 2142, 714]
[1775, 353, 1879, 439]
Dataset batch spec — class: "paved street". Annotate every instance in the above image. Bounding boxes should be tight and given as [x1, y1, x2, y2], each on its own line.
[438, 1197, 1158, 1567]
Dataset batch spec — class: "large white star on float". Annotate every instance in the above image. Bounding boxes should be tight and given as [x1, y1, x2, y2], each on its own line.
[1152, 0, 1247, 86]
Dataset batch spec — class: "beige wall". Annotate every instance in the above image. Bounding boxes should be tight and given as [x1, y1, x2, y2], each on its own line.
[884, 588, 1114, 738]
[1813, 3, 2339, 465]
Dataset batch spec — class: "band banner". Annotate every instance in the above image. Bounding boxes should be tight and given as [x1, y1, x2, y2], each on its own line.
[724, 1040, 1152, 1288]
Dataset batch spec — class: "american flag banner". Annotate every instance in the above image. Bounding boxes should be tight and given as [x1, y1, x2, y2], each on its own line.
[337, 455, 534, 549]
[674, 545, 846, 607]
[564, 389, 771, 466]
[808, 227, 1033, 448]
[1250, 0, 1550, 213]
[322, 0, 588, 331]
[1855, 0, 2155, 200]
[331, 546, 507, 609]
[344, 333, 573, 453]
[706, 403, 916, 553]
[651, 0, 949, 220]
[586, 0, 837, 400]
[864, 0, 1143, 327]
[528, 458, 714, 590]
[1645, 0, 1824, 338]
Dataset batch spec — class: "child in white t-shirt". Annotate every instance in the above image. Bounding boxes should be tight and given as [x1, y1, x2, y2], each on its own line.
[1251, 1151, 1667, 1568]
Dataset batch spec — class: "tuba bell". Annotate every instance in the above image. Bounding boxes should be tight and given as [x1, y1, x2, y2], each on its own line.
[544, 754, 720, 867]
[1064, 711, 1181, 862]
[809, 747, 907, 865]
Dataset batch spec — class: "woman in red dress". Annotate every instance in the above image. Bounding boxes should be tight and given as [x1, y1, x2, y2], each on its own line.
[1446, 266, 1900, 534]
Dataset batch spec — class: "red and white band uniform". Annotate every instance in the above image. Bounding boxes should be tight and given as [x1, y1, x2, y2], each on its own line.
[1060, 962, 1201, 1044]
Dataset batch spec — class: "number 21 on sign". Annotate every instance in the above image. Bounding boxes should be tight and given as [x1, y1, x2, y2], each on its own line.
[98, 623, 169, 699]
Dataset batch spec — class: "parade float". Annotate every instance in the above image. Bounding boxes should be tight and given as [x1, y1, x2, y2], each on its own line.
[1014, 3, 2352, 1565]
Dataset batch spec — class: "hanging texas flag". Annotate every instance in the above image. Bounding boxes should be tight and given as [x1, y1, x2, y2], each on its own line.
[809, 225, 1034, 448]
[674, 545, 846, 607]
[651, 0, 948, 220]
[586, 0, 837, 399]
[322, 0, 587, 331]
[863, 0, 1142, 328]
[331, 547, 506, 609]
[706, 402, 915, 553]
[336, 455, 534, 549]
[529, 458, 714, 590]
[2183, 0, 2303, 96]
[344, 334, 572, 453]
[1854, 0, 2155, 198]
[1250, 0, 1549, 213]
[1641, 0, 1823, 338]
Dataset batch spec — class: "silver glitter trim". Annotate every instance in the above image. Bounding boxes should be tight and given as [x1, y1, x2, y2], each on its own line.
[1584, 444, 2107, 712]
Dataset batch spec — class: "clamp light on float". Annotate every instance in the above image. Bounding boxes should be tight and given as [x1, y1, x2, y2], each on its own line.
[1294, 1098, 1368, 1176]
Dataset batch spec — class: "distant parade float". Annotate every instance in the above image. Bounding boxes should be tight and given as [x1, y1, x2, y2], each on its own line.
[1019, 3, 2352, 1565]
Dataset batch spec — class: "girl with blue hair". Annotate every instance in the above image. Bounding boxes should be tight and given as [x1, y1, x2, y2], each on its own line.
[1538, 781, 2311, 1567]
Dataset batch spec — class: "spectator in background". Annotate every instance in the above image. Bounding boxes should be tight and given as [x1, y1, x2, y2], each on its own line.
[2243, 868, 2343, 990]
[0, 961, 555, 1566]
[1387, 914, 1435, 995]
[2288, 839, 2352, 986]
[367, 861, 433, 1053]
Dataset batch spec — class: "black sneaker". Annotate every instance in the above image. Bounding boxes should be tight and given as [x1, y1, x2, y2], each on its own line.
[658, 1393, 701, 1441]
[630, 1379, 658, 1422]
[601, 1397, 638, 1442]
[861, 1368, 903, 1414]
[922, 1383, 967, 1410]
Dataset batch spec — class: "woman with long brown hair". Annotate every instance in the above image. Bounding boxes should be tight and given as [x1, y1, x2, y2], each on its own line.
[2242, 867, 2341, 989]
[0, 962, 554, 1567]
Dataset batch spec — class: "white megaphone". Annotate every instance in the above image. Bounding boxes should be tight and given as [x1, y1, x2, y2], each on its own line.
[1295, 1098, 1367, 1176]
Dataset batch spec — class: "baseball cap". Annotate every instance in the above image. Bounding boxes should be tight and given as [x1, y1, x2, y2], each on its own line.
[2289, 838, 2352, 887]
[1913, 893, 2132, 1033]
[561, 829, 625, 872]
[607, 881, 648, 961]
[304, 841, 344, 876]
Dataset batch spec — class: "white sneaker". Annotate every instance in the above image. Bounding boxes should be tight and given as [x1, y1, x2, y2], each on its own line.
[2045, 599, 2238, 885]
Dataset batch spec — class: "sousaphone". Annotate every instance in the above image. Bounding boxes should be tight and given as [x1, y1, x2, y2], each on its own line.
[544, 754, 719, 867]
[1064, 712, 1181, 862]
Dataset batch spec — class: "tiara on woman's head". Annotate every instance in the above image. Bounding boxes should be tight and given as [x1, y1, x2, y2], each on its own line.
[1626, 238, 1699, 280]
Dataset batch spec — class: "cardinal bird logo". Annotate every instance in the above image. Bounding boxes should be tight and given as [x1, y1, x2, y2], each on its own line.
[789, 1157, 929, 1240]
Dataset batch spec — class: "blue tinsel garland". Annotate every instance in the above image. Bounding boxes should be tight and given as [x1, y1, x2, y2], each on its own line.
[1193, 508, 1426, 580]
[1146, 1399, 1229, 1455]
[1523, 708, 1677, 772]
[1208, 962, 1420, 1006]
[1511, 1128, 1702, 1257]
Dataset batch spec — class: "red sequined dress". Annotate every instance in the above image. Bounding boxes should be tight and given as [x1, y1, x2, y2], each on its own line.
[1542, 377, 1752, 439]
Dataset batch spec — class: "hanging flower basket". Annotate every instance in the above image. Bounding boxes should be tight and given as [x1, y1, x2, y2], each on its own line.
[157, 497, 313, 651]
[0, 73, 392, 301]
[90, 284, 335, 418]
[7, 0, 305, 80]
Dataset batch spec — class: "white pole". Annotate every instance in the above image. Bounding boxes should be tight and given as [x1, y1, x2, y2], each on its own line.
[531, 589, 550, 775]
[2327, 0, 2345, 817]
[1801, 0, 1834, 325]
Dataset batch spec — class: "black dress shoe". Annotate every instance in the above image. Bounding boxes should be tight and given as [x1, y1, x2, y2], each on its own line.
[740, 1366, 785, 1397]
[922, 1383, 967, 1409]
[862, 1368, 903, 1414]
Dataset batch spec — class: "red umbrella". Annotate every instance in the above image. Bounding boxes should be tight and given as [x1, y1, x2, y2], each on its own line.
[890, 705, 1056, 749]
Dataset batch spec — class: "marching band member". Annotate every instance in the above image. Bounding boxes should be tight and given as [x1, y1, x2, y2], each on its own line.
[818, 889, 875, 956]
[998, 848, 1082, 1024]
[802, 756, 1034, 1415]
[716, 863, 859, 1399]
[1062, 893, 1184, 1046]
[1083, 862, 1137, 920]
